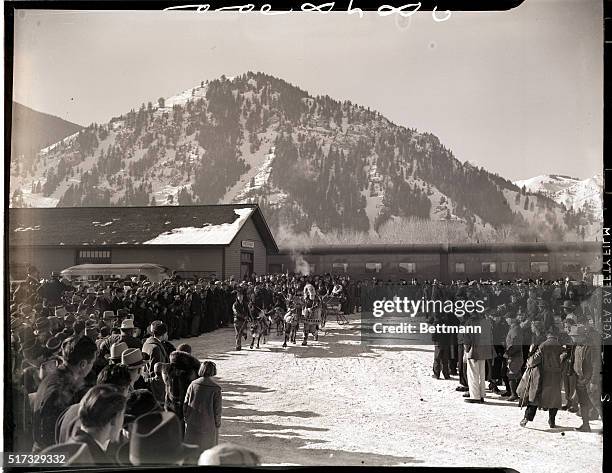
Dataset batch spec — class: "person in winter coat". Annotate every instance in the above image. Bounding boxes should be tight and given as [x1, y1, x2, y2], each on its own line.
[518, 325, 563, 428]
[162, 350, 201, 423]
[184, 361, 222, 452]
[504, 314, 524, 401]
[570, 325, 599, 432]
[141, 321, 169, 377]
[32, 336, 97, 452]
[462, 310, 495, 403]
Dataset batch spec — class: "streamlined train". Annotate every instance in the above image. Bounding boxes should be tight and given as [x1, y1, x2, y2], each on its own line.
[267, 242, 602, 282]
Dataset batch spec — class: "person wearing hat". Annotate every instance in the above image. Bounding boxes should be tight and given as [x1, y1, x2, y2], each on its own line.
[571, 325, 600, 432]
[561, 299, 578, 321]
[78, 288, 99, 314]
[62, 384, 127, 465]
[45, 335, 63, 357]
[99, 318, 142, 360]
[184, 361, 222, 451]
[126, 411, 200, 465]
[120, 348, 146, 390]
[37, 272, 72, 307]
[106, 342, 129, 364]
[198, 443, 260, 466]
[84, 326, 100, 342]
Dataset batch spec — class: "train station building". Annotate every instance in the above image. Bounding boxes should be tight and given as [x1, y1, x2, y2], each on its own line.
[8, 204, 278, 281]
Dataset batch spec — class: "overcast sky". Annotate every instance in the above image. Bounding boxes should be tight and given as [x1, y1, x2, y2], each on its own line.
[12, 0, 602, 181]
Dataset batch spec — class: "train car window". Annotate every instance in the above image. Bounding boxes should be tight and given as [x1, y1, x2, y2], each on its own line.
[365, 263, 383, 273]
[332, 263, 348, 273]
[398, 262, 416, 273]
[269, 264, 283, 273]
[530, 262, 549, 273]
[562, 262, 581, 273]
[501, 262, 516, 273]
[481, 262, 497, 273]
[454, 263, 465, 273]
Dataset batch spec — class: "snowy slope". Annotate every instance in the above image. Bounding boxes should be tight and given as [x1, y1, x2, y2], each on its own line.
[514, 174, 602, 215]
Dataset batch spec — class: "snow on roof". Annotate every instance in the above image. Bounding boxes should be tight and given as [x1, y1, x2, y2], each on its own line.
[143, 208, 253, 245]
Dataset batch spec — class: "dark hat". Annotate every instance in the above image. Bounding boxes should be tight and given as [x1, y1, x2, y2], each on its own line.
[84, 327, 99, 339]
[35, 317, 51, 333]
[124, 389, 161, 423]
[45, 336, 63, 353]
[129, 411, 200, 465]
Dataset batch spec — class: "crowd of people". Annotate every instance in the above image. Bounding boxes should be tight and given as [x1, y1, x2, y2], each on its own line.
[416, 277, 602, 432]
[8, 268, 362, 466]
[7, 268, 602, 466]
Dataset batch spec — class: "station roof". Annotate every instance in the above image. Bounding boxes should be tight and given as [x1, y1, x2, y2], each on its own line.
[8, 204, 278, 252]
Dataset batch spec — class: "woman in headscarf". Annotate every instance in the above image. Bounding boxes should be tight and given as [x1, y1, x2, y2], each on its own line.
[183, 361, 222, 452]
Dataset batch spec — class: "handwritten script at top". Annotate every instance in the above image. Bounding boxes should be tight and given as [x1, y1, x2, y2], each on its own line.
[164, 1, 453, 22]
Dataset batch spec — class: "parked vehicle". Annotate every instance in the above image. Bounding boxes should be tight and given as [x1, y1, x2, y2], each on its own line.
[60, 263, 171, 283]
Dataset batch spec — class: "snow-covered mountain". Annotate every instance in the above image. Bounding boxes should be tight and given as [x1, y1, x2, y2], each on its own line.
[8, 72, 601, 243]
[514, 174, 602, 218]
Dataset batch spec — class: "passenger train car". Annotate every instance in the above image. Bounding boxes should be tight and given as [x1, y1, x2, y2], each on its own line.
[268, 242, 602, 282]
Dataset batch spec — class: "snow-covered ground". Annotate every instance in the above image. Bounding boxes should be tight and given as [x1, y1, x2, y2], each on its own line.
[176, 315, 602, 469]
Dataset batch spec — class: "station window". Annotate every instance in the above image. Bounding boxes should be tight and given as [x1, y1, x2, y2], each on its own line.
[455, 263, 465, 273]
[530, 262, 549, 273]
[240, 252, 254, 263]
[399, 262, 416, 273]
[332, 263, 348, 273]
[365, 262, 383, 273]
[501, 262, 517, 273]
[76, 249, 112, 264]
[481, 262, 497, 273]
